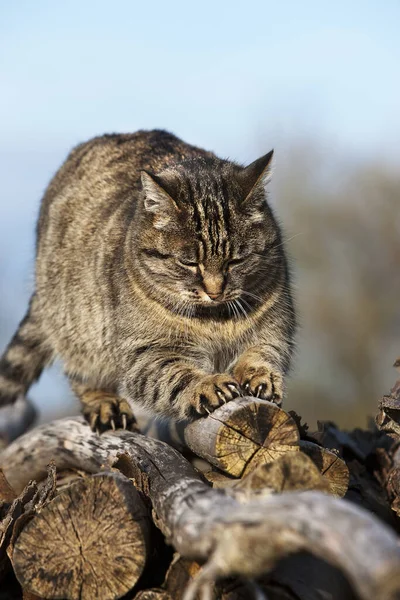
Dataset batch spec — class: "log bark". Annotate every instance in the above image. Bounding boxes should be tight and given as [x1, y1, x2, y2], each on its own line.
[182, 398, 300, 477]
[1, 417, 400, 600]
[11, 471, 151, 600]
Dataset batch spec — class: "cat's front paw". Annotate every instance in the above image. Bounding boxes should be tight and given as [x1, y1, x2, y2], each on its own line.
[82, 392, 138, 434]
[189, 373, 241, 416]
[233, 360, 284, 405]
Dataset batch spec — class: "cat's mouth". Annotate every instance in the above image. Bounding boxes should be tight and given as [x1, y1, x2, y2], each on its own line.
[177, 291, 253, 320]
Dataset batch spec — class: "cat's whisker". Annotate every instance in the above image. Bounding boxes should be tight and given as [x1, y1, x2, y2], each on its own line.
[240, 290, 264, 302]
[251, 233, 304, 258]
[275, 232, 304, 247]
[239, 297, 252, 312]
[234, 298, 248, 320]
[230, 300, 240, 320]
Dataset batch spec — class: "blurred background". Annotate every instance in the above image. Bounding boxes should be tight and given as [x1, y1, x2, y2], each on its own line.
[1, 1, 399, 429]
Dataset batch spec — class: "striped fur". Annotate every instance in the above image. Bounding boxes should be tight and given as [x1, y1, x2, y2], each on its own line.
[0, 130, 296, 428]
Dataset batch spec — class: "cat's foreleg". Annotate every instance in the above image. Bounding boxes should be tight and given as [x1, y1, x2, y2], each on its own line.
[120, 349, 241, 421]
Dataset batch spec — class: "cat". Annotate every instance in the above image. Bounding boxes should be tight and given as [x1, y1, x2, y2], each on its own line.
[0, 130, 296, 433]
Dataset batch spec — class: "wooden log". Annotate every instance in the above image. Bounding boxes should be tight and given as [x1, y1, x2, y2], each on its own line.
[163, 554, 202, 600]
[134, 591, 172, 600]
[230, 452, 329, 500]
[145, 453, 328, 498]
[1, 417, 400, 600]
[299, 441, 349, 497]
[0, 468, 16, 505]
[1, 467, 56, 581]
[182, 398, 300, 477]
[11, 472, 151, 600]
[203, 470, 236, 489]
[375, 371, 400, 516]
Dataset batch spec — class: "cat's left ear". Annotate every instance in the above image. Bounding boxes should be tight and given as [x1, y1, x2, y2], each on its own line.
[141, 171, 180, 230]
[237, 150, 274, 215]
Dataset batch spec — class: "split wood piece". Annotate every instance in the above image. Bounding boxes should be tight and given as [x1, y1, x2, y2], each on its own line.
[0, 469, 16, 505]
[1, 464, 56, 583]
[300, 441, 349, 497]
[182, 397, 300, 477]
[12, 472, 151, 600]
[203, 470, 236, 489]
[1, 418, 400, 600]
[163, 554, 202, 600]
[230, 452, 329, 500]
[134, 591, 172, 600]
[376, 375, 400, 437]
[376, 374, 400, 516]
[205, 452, 329, 496]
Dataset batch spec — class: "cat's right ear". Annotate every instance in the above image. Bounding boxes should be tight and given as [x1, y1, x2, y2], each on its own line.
[140, 171, 180, 230]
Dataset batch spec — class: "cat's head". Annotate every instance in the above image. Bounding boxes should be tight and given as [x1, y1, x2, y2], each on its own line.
[135, 151, 285, 318]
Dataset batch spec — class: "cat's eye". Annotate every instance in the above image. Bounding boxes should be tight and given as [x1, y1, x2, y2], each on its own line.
[142, 249, 172, 260]
[178, 260, 198, 269]
[227, 256, 248, 267]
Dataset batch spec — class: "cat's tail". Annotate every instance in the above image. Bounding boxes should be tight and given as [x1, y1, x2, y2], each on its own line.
[0, 293, 52, 408]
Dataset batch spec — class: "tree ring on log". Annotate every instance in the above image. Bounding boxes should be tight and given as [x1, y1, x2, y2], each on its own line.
[183, 398, 299, 477]
[300, 440, 349, 497]
[233, 451, 330, 499]
[12, 472, 150, 600]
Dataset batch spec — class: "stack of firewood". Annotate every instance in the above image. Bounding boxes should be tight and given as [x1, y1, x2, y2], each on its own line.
[1, 368, 400, 600]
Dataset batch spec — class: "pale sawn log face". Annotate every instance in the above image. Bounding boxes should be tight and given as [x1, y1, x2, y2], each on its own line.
[12, 472, 151, 600]
[183, 398, 300, 477]
[232, 451, 329, 499]
[299, 440, 349, 497]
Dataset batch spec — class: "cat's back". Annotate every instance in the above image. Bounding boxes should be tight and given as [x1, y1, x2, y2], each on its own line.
[38, 129, 212, 231]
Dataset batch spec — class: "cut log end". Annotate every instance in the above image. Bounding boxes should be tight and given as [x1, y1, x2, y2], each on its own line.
[184, 398, 300, 477]
[12, 472, 150, 600]
[300, 440, 349, 497]
[233, 451, 329, 499]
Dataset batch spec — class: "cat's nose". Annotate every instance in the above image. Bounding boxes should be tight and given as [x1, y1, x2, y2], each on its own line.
[203, 273, 225, 301]
[207, 292, 223, 300]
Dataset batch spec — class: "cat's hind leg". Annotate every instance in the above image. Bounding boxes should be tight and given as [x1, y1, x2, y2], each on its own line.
[70, 379, 138, 434]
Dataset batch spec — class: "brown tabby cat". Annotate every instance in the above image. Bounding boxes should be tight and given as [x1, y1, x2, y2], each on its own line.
[0, 130, 295, 432]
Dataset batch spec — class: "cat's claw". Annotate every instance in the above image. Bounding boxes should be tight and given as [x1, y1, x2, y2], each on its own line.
[227, 383, 241, 397]
[190, 374, 241, 416]
[234, 361, 284, 406]
[82, 393, 138, 433]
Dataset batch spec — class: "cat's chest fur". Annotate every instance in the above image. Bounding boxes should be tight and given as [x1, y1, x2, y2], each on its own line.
[176, 319, 252, 374]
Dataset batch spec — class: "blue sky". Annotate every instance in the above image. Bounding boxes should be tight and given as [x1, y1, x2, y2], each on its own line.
[2, 1, 400, 158]
[1, 1, 399, 419]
